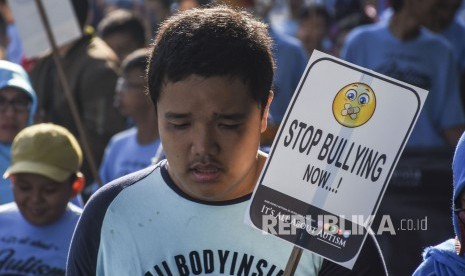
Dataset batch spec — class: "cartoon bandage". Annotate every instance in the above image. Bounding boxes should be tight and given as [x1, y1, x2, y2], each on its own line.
[341, 103, 360, 119]
[332, 82, 376, 128]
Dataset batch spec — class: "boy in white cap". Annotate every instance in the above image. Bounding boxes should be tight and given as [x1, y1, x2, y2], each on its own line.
[0, 123, 83, 275]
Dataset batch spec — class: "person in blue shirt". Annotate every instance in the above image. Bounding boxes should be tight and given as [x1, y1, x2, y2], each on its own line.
[0, 60, 36, 204]
[97, 48, 161, 187]
[424, 0, 465, 112]
[341, 0, 465, 149]
[341, 0, 465, 274]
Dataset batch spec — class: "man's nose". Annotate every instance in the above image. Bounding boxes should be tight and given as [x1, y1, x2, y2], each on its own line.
[191, 125, 219, 156]
[30, 189, 45, 204]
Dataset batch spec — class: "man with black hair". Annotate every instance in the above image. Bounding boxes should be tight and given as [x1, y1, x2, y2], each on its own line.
[29, 0, 127, 190]
[97, 9, 147, 62]
[67, 6, 387, 275]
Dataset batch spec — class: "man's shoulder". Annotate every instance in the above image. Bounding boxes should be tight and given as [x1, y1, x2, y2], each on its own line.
[107, 127, 137, 147]
[64, 35, 119, 74]
[88, 164, 160, 208]
[346, 22, 386, 41]
[419, 28, 454, 51]
[0, 202, 22, 226]
[0, 202, 18, 214]
[87, 36, 119, 66]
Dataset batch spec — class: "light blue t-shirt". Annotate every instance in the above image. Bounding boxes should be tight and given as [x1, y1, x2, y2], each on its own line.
[99, 127, 161, 185]
[440, 18, 465, 72]
[0, 143, 13, 204]
[341, 21, 465, 148]
[0, 202, 82, 275]
[269, 27, 308, 125]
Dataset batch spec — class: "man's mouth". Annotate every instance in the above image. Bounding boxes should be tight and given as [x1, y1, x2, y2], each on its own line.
[191, 165, 221, 182]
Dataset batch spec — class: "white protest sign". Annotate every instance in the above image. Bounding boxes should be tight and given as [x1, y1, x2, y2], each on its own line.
[10, 0, 81, 58]
[247, 50, 428, 269]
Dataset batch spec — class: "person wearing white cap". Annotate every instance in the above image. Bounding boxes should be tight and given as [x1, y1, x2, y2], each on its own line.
[0, 60, 37, 204]
[0, 123, 83, 275]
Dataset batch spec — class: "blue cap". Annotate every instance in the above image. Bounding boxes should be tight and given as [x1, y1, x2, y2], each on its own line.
[0, 60, 37, 124]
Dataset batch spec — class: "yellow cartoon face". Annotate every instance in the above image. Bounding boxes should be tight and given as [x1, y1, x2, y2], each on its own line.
[332, 82, 376, 128]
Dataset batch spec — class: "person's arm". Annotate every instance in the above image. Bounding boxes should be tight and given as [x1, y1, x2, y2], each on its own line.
[437, 46, 465, 147]
[67, 187, 111, 275]
[318, 231, 388, 275]
[67, 180, 126, 275]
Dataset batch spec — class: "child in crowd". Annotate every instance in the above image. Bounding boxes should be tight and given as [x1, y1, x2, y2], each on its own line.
[0, 60, 37, 204]
[0, 123, 84, 275]
[97, 48, 161, 187]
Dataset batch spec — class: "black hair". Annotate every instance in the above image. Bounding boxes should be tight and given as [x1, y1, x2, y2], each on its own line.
[97, 9, 146, 48]
[299, 4, 331, 26]
[390, 0, 404, 12]
[146, 6, 275, 116]
[0, 10, 6, 43]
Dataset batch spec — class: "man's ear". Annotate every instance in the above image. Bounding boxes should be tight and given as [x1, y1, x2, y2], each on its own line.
[261, 91, 274, 133]
[71, 173, 85, 198]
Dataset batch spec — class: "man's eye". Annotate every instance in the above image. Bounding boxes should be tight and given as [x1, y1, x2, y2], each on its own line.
[219, 123, 240, 129]
[16, 185, 32, 192]
[171, 122, 190, 129]
[44, 188, 59, 194]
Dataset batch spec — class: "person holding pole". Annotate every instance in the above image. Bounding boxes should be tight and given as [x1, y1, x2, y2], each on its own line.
[28, 0, 127, 192]
[67, 6, 387, 275]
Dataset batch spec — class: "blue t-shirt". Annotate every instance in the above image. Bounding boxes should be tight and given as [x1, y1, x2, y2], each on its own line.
[269, 27, 308, 125]
[0, 202, 82, 275]
[0, 143, 13, 204]
[341, 21, 465, 148]
[440, 19, 465, 72]
[99, 127, 161, 184]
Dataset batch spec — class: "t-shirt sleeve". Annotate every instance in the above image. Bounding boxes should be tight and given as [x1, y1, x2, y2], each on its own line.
[318, 231, 388, 275]
[437, 49, 465, 129]
[67, 166, 157, 275]
[66, 184, 117, 275]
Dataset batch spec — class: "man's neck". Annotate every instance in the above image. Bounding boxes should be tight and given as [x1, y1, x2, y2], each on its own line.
[389, 11, 422, 41]
[134, 109, 159, 145]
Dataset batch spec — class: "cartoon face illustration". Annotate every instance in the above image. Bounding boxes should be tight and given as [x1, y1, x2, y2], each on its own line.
[332, 82, 376, 128]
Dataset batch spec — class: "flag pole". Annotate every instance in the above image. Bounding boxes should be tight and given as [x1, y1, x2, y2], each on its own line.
[34, 0, 103, 187]
[283, 246, 303, 276]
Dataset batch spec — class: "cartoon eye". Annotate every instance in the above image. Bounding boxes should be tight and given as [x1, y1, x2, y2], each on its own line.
[358, 93, 370, 105]
[345, 89, 356, 101]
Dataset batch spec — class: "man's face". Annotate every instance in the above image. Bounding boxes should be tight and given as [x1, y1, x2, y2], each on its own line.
[410, 0, 440, 25]
[157, 75, 269, 201]
[115, 68, 153, 118]
[0, 88, 30, 143]
[104, 32, 140, 62]
[12, 173, 73, 226]
[296, 15, 328, 54]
